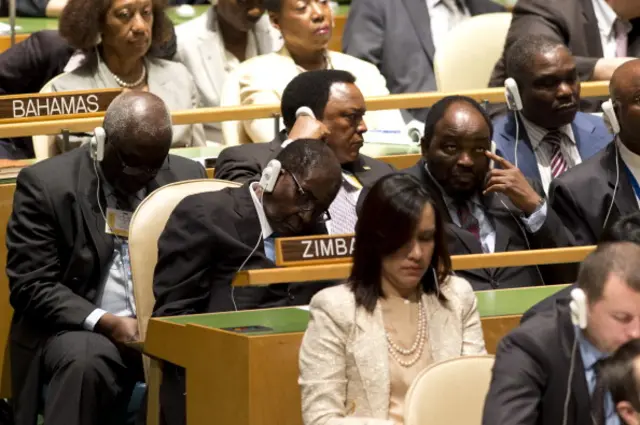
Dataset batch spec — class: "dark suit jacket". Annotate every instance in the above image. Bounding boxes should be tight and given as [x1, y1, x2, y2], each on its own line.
[404, 159, 574, 290]
[214, 135, 396, 188]
[488, 0, 640, 113]
[493, 112, 611, 184]
[549, 143, 638, 247]
[482, 304, 592, 425]
[6, 145, 205, 425]
[342, 0, 504, 122]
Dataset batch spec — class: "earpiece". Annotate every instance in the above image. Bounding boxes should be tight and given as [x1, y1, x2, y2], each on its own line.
[570, 288, 588, 330]
[489, 140, 496, 169]
[504, 78, 523, 112]
[90, 127, 105, 162]
[295, 106, 316, 119]
[602, 99, 621, 135]
[259, 159, 282, 193]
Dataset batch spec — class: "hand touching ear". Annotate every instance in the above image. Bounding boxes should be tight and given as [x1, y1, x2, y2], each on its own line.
[289, 115, 331, 142]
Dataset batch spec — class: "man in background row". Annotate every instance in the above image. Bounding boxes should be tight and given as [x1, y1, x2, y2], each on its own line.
[343, 0, 504, 122]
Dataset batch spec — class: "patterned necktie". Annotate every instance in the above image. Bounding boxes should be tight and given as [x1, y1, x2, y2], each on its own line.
[543, 130, 568, 178]
[615, 19, 629, 58]
[590, 360, 606, 425]
[456, 201, 480, 241]
[328, 177, 359, 235]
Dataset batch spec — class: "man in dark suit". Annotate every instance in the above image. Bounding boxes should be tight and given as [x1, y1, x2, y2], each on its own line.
[6, 91, 206, 425]
[489, 0, 640, 112]
[404, 95, 573, 290]
[482, 242, 640, 425]
[153, 139, 342, 425]
[342, 0, 504, 122]
[215, 69, 394, 235]
[549, 59, 640, 248]
[522, 212, 640, 322]
[0, 28, 177, 159]
[493, 35, 611, 193]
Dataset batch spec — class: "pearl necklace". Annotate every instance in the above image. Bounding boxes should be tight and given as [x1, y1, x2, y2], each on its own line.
[111, 64, 147, 88]
[385, 298, 427, 368]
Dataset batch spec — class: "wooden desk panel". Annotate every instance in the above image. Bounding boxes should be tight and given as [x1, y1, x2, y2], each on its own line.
[0, 183, 15, 399]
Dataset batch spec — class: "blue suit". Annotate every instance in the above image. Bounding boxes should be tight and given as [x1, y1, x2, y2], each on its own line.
[492, 112, 612, 183]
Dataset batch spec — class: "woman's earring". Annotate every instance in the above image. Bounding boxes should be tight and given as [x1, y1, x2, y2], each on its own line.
[432, 267, 440, 297]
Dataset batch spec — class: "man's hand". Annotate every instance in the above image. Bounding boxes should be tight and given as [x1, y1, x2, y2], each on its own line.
[95, 314, 139, 345]
[484, 151, 543, 215]
[593, 57, 635, 81]
[288, 115, 330, 141]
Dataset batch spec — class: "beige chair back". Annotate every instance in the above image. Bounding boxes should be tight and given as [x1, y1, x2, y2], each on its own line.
[404, 355, 495, 425]
[128, 178, 241, 378]
[434, 13, 512, 92]
[33, 73, 67, 161]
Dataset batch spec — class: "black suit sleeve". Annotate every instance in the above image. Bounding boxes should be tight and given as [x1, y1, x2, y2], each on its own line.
[482, 332, 547, 425]
[0, 31, 72, 95]
[489, 0, 598, 88]
[153, 194, 221, 317]
[7, 168, 97, 327]
[214, 146, 262, 183]
[341, 0, 385, 67]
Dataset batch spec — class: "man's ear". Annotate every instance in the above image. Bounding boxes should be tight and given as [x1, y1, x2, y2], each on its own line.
[268, 12, 280, 31]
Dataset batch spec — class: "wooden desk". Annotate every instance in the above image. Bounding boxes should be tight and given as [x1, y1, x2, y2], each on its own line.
[145, 284, 568, 425]
[0, 183, 15, 399]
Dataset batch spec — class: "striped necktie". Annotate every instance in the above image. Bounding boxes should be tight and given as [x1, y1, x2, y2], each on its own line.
[543, 130, 568, 178]
[328, 175, 360, 235]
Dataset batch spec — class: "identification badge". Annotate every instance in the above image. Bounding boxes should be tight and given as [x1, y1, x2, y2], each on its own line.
[104, 207, 132, 237]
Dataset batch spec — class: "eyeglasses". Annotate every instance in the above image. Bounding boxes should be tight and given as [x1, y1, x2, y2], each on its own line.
[286, 169, 332, 223]
[114, 148, 170, 178]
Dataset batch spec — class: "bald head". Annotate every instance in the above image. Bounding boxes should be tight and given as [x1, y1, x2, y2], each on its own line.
[609, 60, 640, 153]
[102, 91, 173, 151]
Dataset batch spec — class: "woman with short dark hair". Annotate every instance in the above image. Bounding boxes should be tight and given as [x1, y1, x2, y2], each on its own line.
[51, 0, 205, 148]
[298, 173, 486, 425]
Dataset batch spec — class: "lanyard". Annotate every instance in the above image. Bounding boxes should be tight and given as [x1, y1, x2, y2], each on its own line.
[623, 162, 640, 201]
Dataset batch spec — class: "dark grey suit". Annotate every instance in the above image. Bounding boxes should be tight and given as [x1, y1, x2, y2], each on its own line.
[404, 159, 575, 290]
[342, 0, 504, 122]
[214, 134, 396, 188]
[489, 0, 640, 112]
[549, 143, 638, 247]
[482, 303, 592, 425]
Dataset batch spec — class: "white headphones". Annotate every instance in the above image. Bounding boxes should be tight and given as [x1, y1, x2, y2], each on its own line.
[570, 287, 588, 330]
[259, 159, 282, 193]
[602, 99, 621, 134]
[90, 127, 106, 162]
[504, 78, 523, 112]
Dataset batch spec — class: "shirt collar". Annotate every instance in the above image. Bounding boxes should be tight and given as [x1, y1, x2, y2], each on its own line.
[576, 326, 608, 371]
[617, 137, 640, 173]
[249, 182, 274, 239]
[519, 113, 576, 151]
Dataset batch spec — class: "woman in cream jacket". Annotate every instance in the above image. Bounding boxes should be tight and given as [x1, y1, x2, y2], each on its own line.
[232, 0, 407, 143]
[299, 174, 487, 425]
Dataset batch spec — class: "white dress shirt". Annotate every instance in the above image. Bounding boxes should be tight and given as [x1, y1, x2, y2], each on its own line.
[520, 114, 581, 195]
[426, 0, 470, 52]
[591, 0, 632, 58]
[248, 182, 277, 261]
[617, 138, 640, 208]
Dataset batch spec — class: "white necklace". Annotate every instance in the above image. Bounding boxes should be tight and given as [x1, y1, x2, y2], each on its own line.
[385, 298, 427, 368]
[111, 64, 147, 88]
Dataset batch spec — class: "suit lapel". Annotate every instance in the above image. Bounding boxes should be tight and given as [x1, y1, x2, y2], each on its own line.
[351, 155, 376, 187]
[77, 153, 114, 274]
[572, 113, 601, 160]
[485, 192, 514, 254]
[581, 0, 604, 57]
[401, 0, 435, 64]
[502, 114, 542, 182]
[195, 8, 226, 101]
[232, 183, 265, 248]
[606, 144, 638, 218]
[351, 304, 390, 419]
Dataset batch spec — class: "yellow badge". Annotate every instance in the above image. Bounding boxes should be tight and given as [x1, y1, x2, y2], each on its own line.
[104, 207, 132, 238]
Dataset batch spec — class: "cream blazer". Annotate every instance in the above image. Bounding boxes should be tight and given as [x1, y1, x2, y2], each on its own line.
[299, 277, 487, 425]
[234, 47, 408, 143]
[51, 55, 206, 148]
[175, 7, 281, 143]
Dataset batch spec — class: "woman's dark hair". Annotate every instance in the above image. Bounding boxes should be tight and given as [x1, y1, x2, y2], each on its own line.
[594, 339, 640, 425]
[58, 0, 172, 52]
[349, 173, 451, 312]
